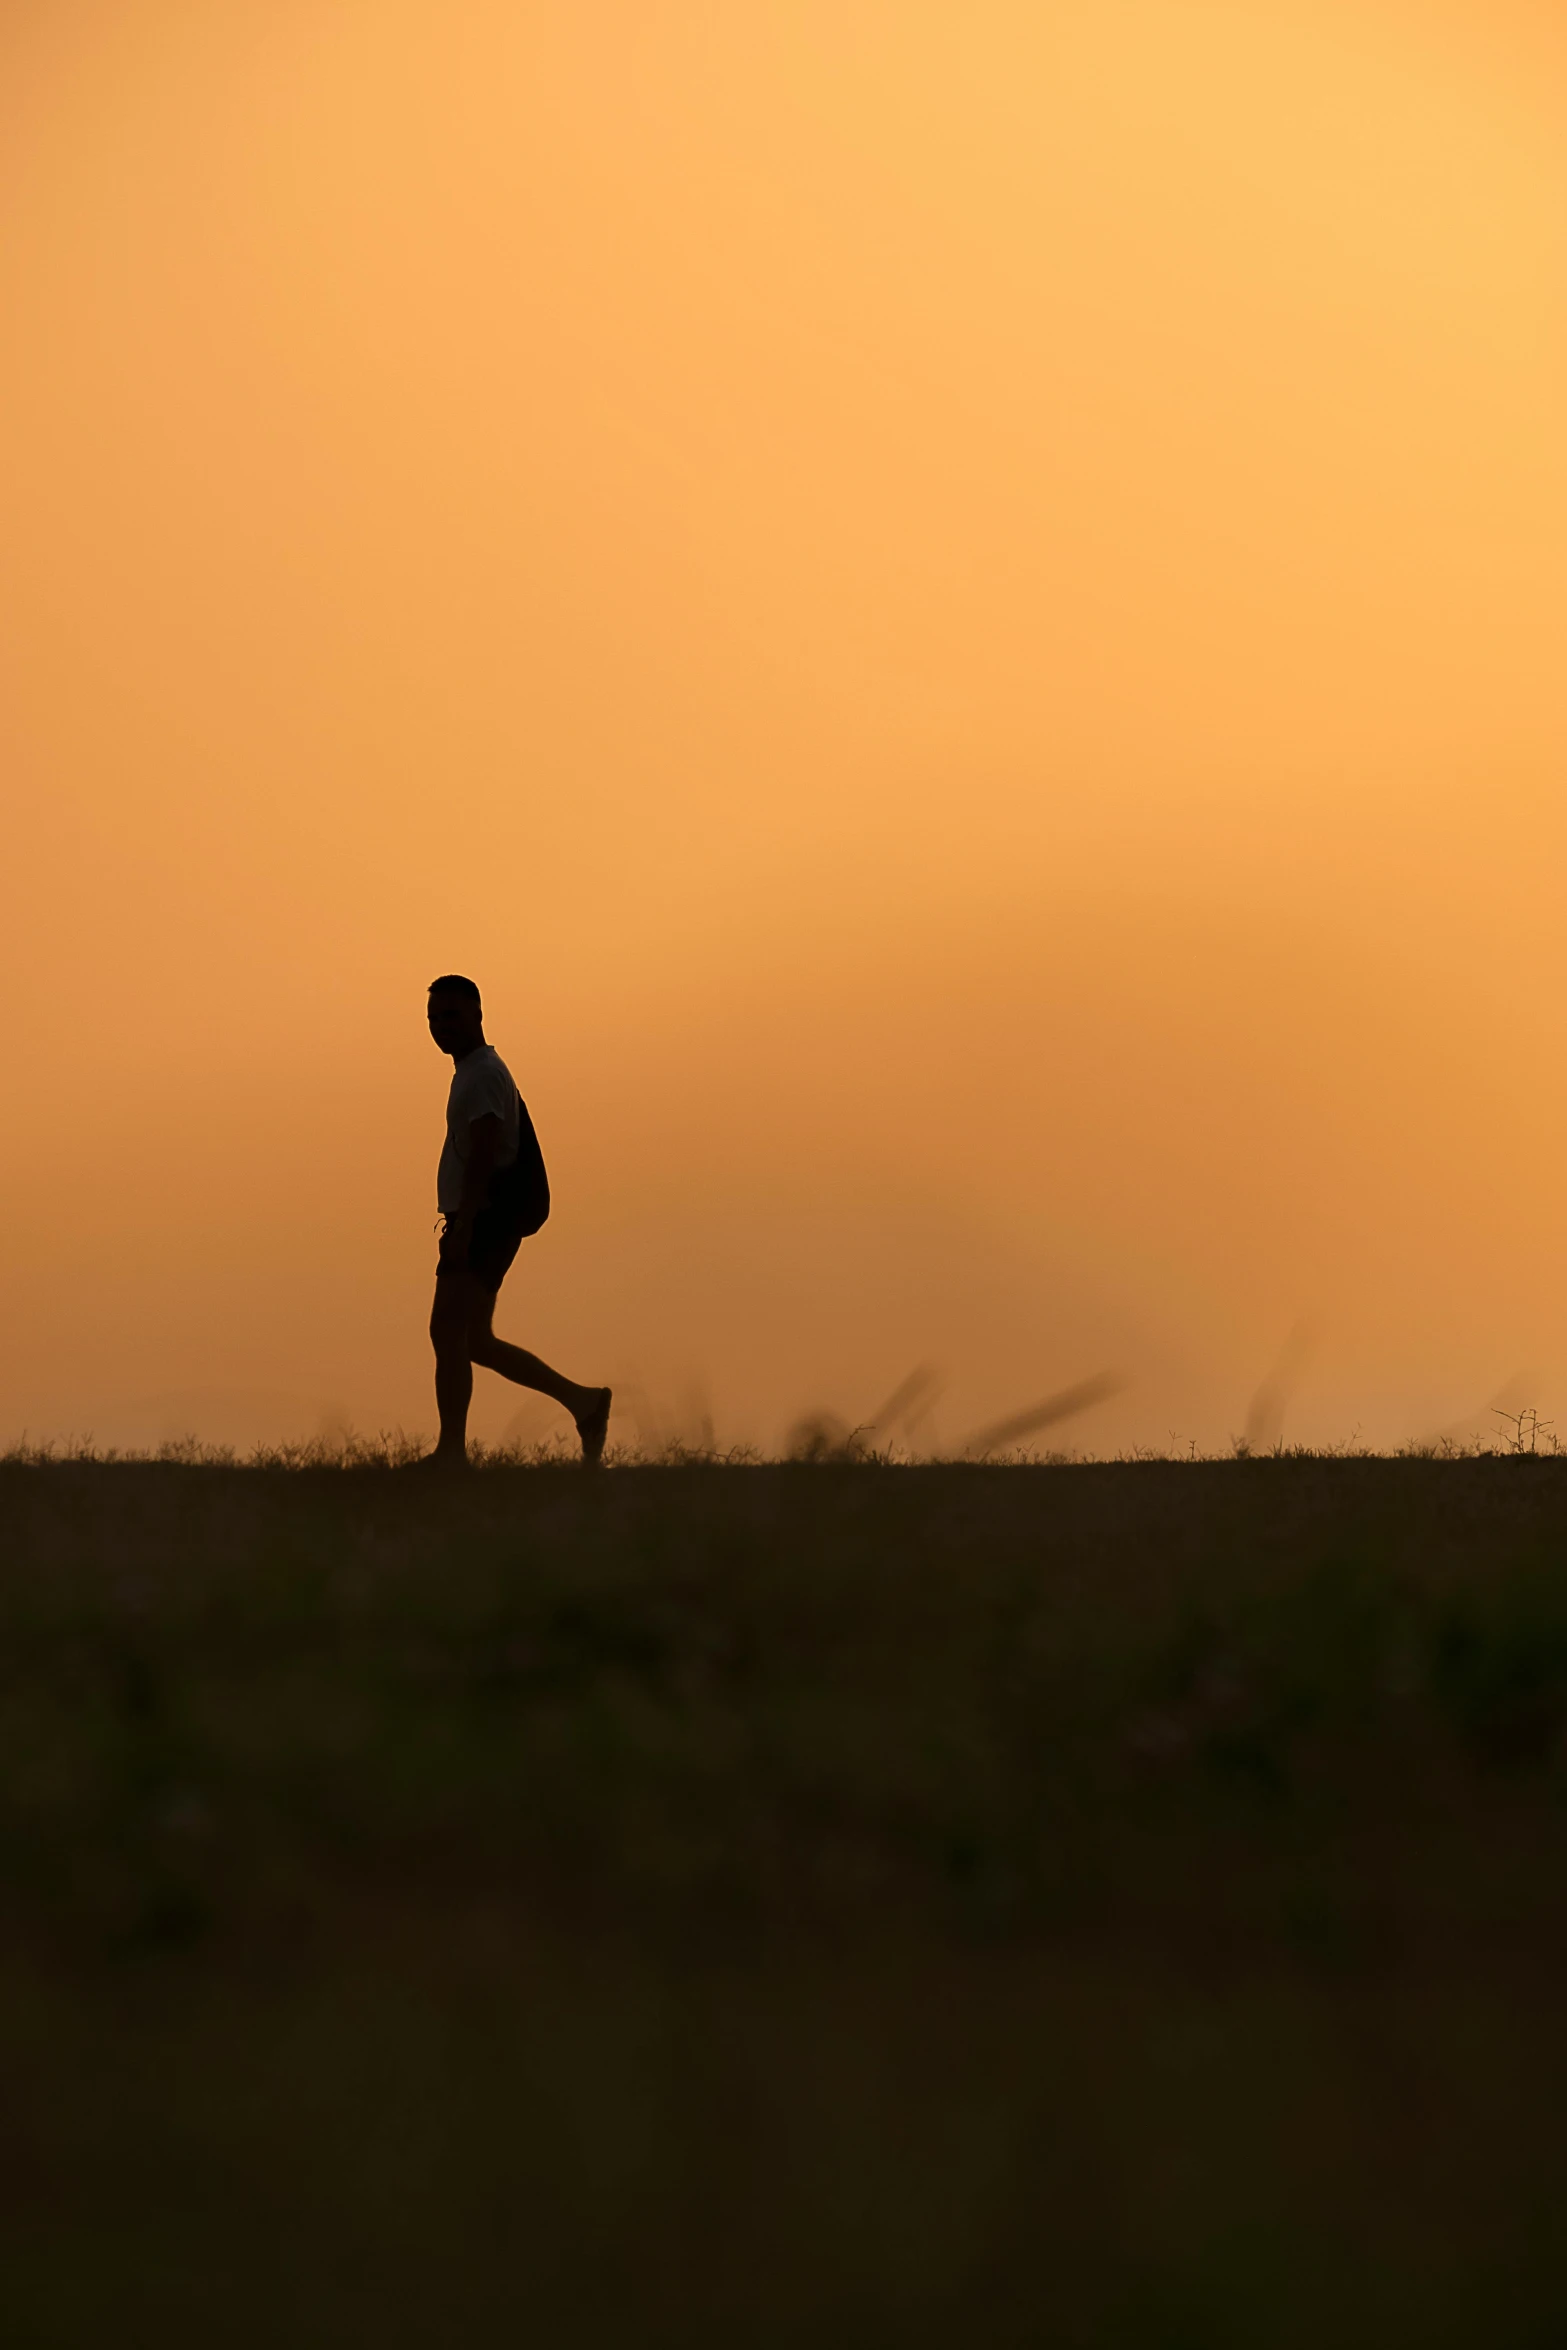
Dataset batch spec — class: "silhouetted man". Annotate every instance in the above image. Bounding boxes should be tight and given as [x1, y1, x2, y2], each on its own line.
[421, 975, 611, 1466]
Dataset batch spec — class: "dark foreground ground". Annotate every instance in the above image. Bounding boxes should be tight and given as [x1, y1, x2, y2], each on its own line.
[4, 1457, 1567, 2347]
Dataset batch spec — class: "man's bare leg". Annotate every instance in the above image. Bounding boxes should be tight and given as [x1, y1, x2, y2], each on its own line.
[428, 1271, 611, 1464]
[427, 1274, 480, 1464]
[471, 1286, 612, 1463]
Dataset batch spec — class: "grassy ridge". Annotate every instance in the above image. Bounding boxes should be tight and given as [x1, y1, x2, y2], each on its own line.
[4, 1458, 1567, 2345]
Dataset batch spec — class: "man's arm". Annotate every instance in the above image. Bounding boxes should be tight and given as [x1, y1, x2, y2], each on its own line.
[445, 1113, 504, 1236]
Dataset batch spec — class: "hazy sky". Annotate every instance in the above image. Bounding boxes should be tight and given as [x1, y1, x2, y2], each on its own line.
[3, 0, 1564, 1453]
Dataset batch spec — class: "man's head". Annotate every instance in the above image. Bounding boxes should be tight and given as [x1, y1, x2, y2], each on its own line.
[427, 974, 485, 1060]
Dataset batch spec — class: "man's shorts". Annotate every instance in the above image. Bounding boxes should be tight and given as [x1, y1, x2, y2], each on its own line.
[436, 1204, 527, 1296]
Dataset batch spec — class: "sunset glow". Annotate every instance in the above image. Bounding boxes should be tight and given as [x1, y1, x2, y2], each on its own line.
[4, 0, 1564, 1452]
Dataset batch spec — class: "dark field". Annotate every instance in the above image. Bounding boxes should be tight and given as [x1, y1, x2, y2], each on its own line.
[5, 1457, 1567, 2347]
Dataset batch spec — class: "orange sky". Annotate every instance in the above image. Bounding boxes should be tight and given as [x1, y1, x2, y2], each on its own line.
[2, 0, 1564, 1454]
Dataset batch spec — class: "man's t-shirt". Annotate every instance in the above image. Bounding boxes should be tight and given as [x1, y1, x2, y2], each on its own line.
[437, 1045, 521, 1215]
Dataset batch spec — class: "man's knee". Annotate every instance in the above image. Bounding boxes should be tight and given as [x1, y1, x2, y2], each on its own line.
[429, 1284, 471, 1354]
[431, 1282, 493, 1361]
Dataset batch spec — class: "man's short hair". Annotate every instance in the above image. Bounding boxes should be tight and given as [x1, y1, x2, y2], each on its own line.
[428, 973, 481, 1006]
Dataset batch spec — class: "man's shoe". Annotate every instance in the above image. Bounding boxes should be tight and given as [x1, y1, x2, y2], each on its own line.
[576, 1389, 612, 1467]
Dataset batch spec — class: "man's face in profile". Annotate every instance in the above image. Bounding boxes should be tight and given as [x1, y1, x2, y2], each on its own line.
[428, 991, 483, 1057]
